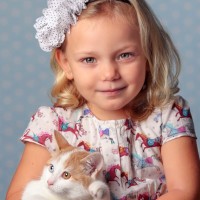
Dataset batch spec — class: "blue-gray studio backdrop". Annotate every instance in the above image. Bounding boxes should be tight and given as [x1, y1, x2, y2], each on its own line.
[0, 0, 200, 198]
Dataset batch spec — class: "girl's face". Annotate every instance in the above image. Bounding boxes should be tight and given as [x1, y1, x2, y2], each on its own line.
[60, 15, 147, 120]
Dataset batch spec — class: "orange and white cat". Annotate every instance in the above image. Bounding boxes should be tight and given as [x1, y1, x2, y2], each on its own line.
[22, 131, 110, 200]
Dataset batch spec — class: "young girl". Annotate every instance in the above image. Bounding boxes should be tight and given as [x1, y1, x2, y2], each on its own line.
[6, 0, 200, 199]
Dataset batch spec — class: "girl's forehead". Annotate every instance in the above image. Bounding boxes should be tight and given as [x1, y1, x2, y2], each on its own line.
[79, 1, 138, 25]
[62, 2, 140, 52]
[76, 13, 138, 32]
[64, 15, 141, 55]
[69, 15, 139, 39]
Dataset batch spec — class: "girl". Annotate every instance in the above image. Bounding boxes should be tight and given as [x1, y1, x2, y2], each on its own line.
[6, 0, 200, 199]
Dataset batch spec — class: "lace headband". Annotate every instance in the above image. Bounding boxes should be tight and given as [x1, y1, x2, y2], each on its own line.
[34, 0, 130, 52]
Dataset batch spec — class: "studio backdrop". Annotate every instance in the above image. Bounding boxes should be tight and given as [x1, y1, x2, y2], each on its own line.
[0, 0, 200, 198]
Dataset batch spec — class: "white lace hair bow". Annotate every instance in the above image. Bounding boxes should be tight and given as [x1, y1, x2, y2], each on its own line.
[34, 0, 90, 52]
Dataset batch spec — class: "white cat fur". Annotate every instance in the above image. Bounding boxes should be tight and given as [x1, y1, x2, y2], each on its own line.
[22, 131, 110, 200]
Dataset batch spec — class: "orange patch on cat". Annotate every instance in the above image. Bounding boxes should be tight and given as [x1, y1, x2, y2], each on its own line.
[64, 151, 93, 188]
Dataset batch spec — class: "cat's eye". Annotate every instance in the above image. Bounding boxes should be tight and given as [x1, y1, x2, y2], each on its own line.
[62, 171, 71, 179]
[49, 164, 54, 173]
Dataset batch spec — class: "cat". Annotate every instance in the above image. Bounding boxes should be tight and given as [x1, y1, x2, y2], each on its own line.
[22, 130, 110, 200]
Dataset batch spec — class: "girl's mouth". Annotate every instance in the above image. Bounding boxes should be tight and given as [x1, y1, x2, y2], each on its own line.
[98, 87, 126, 96]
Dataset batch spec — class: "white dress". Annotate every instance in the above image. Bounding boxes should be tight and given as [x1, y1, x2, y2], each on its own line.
[21, 95, 196, 199]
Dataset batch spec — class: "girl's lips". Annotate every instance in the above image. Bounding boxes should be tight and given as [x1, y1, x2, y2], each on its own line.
[103, 89, 122, 92]
[97, 86, 126, 96]
[100, 86, 127, 92]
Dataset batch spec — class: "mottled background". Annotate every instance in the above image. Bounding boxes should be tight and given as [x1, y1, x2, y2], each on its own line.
[0, 0, 199, 198]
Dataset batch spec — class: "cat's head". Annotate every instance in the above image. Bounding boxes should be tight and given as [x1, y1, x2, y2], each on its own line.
[42, 130, 104, 197]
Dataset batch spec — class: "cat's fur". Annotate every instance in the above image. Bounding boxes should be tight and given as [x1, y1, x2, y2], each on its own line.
[22, 131, 110, 200]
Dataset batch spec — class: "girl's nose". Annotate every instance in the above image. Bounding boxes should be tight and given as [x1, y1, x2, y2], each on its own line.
[101, 61, 120, 81]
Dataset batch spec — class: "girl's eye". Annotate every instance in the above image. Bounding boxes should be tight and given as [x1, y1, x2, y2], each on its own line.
[49, 164, 54, 173]
[83, 57, 96, 63]
[118, 53, 133, 60]
[62, 171, 71, 179]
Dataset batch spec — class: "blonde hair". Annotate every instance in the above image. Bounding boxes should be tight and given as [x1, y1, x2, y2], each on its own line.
[50, 0, 181, 121]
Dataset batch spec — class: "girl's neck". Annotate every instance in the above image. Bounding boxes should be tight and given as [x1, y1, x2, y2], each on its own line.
[87, 104, 129, 121]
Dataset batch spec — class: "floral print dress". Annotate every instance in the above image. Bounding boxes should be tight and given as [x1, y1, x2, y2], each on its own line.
[21, 96, 196, 199]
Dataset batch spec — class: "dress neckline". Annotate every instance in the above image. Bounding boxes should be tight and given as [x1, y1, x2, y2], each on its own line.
[84, 104, 131, 124]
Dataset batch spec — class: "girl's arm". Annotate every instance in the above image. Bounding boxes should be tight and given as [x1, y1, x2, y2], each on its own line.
[158, 137, 200, 200]
[6, 142, 51, 200]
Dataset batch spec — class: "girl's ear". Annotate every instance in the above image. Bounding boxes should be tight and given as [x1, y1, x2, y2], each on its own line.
[55, 49, 74, 80]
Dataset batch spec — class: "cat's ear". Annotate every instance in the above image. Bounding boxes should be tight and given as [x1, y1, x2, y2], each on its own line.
[80, 152, 104, 178]
[53, 130, 73, 152]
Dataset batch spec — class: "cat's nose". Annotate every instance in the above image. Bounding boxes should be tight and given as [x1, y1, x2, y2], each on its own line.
[47, 179, 54, 186]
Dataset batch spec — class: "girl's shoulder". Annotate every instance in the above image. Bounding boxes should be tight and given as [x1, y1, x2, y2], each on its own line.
[167, 95, 190, 110]
[149, 95, 191, 118]
[20, 104, 91, 149]
[159, 95, 192, 120]
[139, 95, 196, 145]
[153, 95, 196, 144]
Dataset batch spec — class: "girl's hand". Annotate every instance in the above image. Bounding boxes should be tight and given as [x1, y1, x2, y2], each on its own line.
[6, 143, 50, 200]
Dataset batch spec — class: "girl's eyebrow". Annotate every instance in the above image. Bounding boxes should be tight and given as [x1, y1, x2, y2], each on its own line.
[73, 45, 140, 56]
[116, 45, 139, 51]
[73, 51, 98, 56]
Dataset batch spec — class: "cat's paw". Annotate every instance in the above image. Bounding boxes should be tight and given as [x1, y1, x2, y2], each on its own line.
[89, 181, 110, 200]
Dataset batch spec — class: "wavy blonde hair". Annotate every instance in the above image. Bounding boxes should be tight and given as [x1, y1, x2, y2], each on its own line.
[50, 0, 181, 121]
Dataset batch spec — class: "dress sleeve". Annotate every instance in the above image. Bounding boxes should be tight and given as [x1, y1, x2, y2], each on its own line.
[20, 106, 59, 151]
[161, 96, 196, 144]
